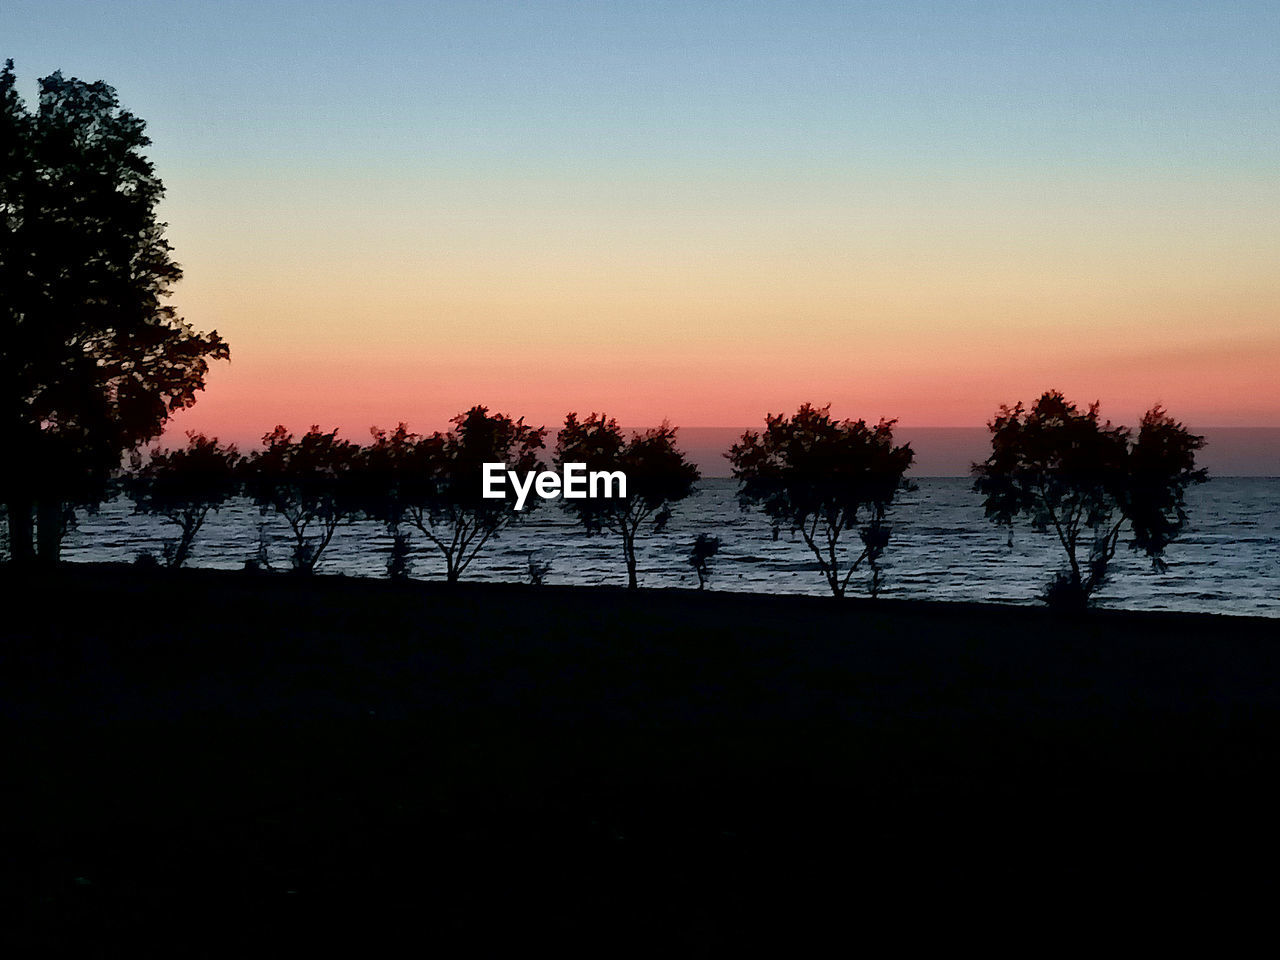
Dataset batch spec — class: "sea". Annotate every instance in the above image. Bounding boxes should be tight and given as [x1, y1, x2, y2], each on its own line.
[47, 476, 1280, 618]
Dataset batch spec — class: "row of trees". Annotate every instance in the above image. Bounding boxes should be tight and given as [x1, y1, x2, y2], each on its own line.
[122, 408, 705, 590]
[116, 404, 904, 595]
[106, 393, 1206, 608]
[0, 63, 1211, 608]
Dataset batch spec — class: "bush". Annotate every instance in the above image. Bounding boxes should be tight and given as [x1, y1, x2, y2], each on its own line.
[688, 534, 721, 590]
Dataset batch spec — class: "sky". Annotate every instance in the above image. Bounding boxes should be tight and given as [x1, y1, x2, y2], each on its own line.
[4, 0, 1279, 448]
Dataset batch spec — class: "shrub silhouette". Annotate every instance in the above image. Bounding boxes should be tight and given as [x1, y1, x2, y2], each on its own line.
[555, 414, 699, 589]
[527, 554, 552, 586]
[362, 408, 546, 583]
[242, 426, 360, 574]
[728, 403, 914, 598]
[1, 62, 227, 567]
[384, 529, 414, 583]
[972, 391, 1207, 609]
[688, 534, 721, 590]
[123, 433, 241, 568]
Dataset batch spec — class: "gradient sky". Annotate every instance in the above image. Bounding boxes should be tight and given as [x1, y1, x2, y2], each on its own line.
[4, 0, 1278, 446]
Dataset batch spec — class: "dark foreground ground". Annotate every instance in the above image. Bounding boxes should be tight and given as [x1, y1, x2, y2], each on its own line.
[3, 564, 1279, 952]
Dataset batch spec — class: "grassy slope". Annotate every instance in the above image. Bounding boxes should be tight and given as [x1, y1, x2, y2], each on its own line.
[3, 564, 1278, 949]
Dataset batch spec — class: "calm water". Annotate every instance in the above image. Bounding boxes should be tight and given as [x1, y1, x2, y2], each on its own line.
[48, 477, 1280, 617]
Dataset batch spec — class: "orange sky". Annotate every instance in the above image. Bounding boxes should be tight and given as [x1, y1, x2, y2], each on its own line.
[163, 166, 1280, 448]
[14, 4, 1272, 448]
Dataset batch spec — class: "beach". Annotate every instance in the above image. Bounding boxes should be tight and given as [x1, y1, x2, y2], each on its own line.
[4, 564, 1278, 949]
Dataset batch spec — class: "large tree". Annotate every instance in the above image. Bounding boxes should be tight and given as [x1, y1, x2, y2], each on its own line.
[555, 413, 699, 589]
[728, 404, 915, 598]
[972, 391, 1207, 608]
[0, 61, 228, 566]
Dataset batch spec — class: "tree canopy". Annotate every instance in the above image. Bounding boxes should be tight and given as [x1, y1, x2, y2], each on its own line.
[728, 403, 914, 597]
[1, 61, 228, 564]
[972, 391, 1207, 608]
[555, 413, 699, 589]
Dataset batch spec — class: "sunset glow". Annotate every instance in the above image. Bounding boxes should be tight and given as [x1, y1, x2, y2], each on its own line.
[5, 1, 1278, 446]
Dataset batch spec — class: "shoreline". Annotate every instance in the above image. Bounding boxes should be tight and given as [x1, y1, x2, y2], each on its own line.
[21, 558, 1280, 626]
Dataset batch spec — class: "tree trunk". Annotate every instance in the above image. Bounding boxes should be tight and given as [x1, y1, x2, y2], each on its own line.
[5, 499, 35, 567]
[172, 530, 193, 569]
[171, 511, 206, 569]
[35, 499, 65, 567]
[623, 532, 638, 589]
[826, 565, 844, 597]
[828, 541, 840, 597]
[1064, 533, 1082, 589]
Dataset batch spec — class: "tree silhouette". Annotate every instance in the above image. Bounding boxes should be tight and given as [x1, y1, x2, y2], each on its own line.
[364, 408, 546, 583]
[555, 414, 699, 589]
[973, 391, 1207, 609]
[0, 62, 228, 567]
[242, 426, 360, 574]
[123, 433, 241, 568]
[728, 404, 914, 598]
